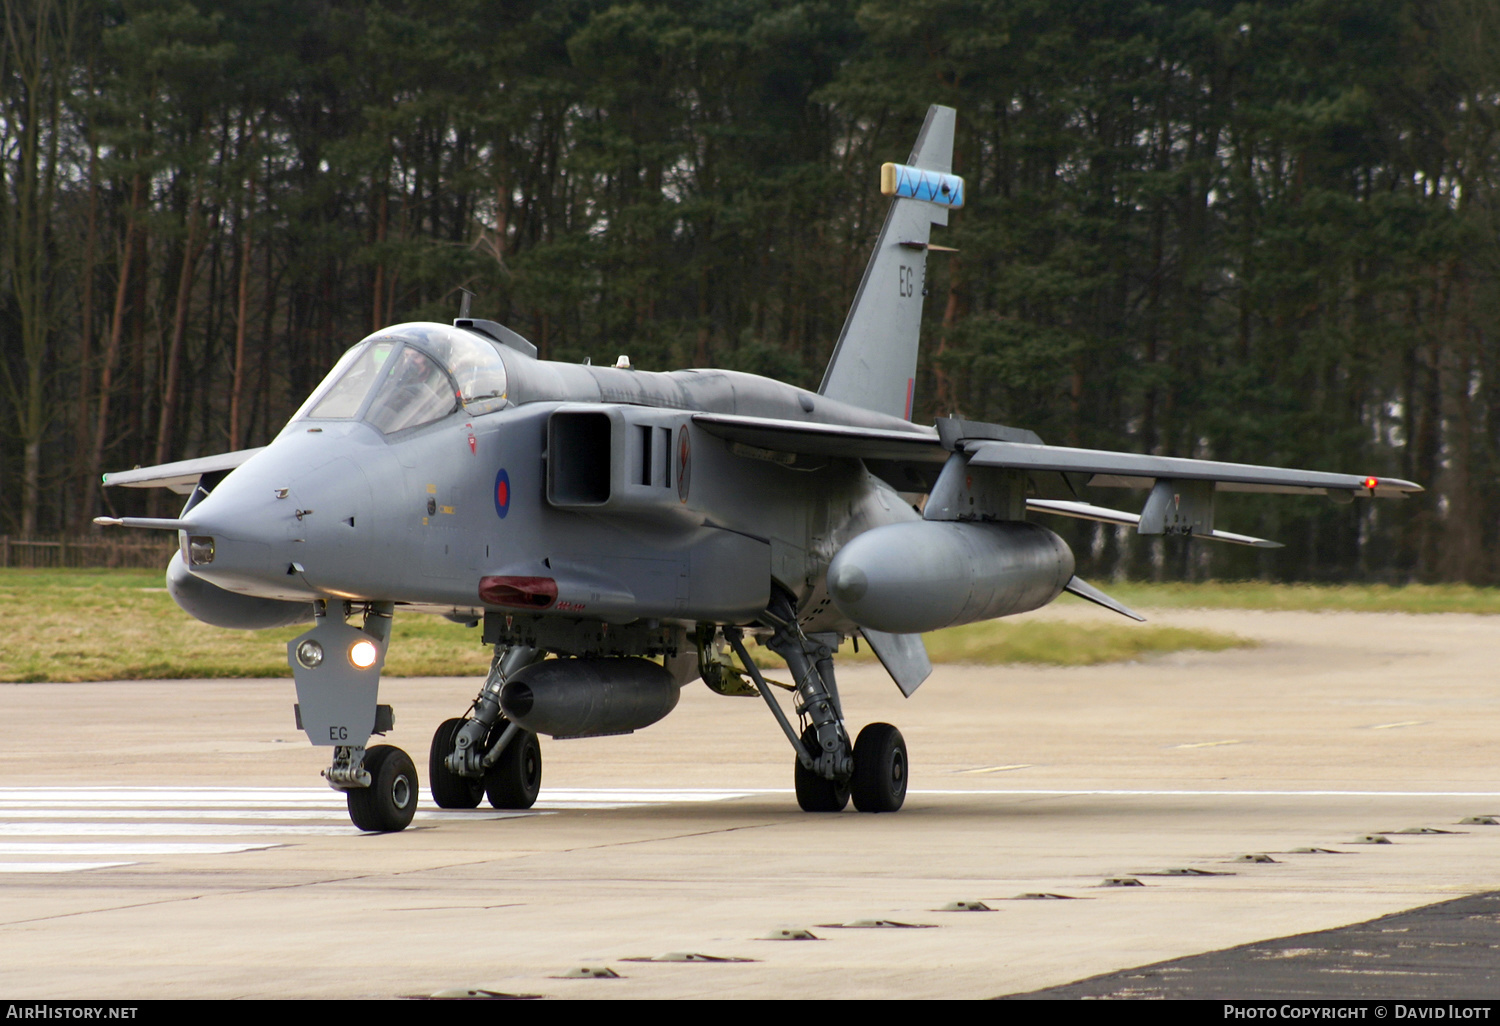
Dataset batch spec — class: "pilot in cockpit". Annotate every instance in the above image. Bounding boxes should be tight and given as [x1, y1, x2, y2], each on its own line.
[366, 346, 457, 433]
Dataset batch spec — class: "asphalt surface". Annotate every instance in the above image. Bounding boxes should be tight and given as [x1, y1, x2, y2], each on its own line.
[1004, 889, 1500, 999]
[1, 605, 1498, 999]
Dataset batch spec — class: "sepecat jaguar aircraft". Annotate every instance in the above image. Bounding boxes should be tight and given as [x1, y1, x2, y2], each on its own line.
[97, 106, 1421, 831]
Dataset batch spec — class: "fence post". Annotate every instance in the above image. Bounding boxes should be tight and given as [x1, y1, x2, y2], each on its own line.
[1, 535, 7, 568]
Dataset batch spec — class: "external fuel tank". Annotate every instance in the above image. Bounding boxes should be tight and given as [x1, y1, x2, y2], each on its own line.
[827, 520, 1074, 634]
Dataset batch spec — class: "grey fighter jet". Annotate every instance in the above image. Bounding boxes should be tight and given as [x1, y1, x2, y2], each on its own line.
[98, 107, 1421, 831]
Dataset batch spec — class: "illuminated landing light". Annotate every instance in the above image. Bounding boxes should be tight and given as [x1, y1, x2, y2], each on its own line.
[349, 639, 379, 669]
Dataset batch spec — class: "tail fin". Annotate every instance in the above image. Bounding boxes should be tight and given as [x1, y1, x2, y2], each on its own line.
[818, 105, 959, 421]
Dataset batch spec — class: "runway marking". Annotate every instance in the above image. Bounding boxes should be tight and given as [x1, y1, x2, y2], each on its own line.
[1369, 720, 1429, 730]
[0, 822, 350, 837]
[0, 787, 758, 872]
[955, 765, 1034, 775]
[0, 842, 279, 856]
[907, 789, 1500, 798]
[0, 808, 368, 821]
[0, 862, 133, 873]
[1170, 740, 1244, 749]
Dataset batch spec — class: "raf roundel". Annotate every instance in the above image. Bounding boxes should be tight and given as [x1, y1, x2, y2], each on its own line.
[494, 468, 510, 519]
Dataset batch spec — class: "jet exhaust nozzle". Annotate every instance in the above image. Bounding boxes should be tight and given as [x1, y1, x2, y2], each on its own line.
[499, 657, 680, 738]
[827, 520, 1074, 634]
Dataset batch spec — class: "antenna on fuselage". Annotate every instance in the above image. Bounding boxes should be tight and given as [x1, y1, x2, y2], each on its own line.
[457, 287, 474, 320]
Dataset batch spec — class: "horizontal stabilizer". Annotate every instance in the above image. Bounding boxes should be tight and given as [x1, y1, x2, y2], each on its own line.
[860, 628, 933, 697]
[1027, 499, 1284, 548]
[103, 448, 266, 494]
[1063, 576, 1145, 622]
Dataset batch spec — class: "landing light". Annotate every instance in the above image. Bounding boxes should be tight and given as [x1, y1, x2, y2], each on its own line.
[294, 639, 324, 669]
[349, 639, 379, 669]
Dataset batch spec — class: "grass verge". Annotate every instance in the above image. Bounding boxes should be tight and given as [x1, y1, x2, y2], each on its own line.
[1094, 580, 1500, 614]
[12, 569, 1492, 682]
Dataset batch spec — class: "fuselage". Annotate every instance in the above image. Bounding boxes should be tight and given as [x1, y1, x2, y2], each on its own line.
[181, 322, 926, 635]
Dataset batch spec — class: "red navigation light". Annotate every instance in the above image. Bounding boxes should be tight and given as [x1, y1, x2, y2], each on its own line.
[1364, 477, 1379, 490]
[478, 575, 558, 609]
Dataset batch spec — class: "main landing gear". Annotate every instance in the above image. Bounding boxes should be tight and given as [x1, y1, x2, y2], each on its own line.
[428, 643, 544, 811]
[724, 595, 909, 814]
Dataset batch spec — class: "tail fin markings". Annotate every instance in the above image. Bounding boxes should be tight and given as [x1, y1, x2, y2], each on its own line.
[818, 105, 959, 421]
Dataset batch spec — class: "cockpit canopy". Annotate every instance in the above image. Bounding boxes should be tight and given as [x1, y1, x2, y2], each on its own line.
[295, 323, 510, 433]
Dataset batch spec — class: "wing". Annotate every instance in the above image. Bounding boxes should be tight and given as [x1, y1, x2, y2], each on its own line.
[697, 412, 1419, 498]
[692, 412, 946, 462]
[102, 448, 267, 495]
[965, 440, 1421, 498]
[696, 412, 1420, 548]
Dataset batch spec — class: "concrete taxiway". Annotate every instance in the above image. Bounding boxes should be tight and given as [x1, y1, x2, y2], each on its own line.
[1, 605, 1498, 999]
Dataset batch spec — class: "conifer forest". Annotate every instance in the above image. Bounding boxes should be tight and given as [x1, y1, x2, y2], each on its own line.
[2, 0, 1498, 582]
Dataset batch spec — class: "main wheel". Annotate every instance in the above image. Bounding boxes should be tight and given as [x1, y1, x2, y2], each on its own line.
[794, 726, 850, 812]
[429, 718, 484, 809]
[348, 745, 418, 832]
[485, 728, 542, 809]
[850, 722, 907, 813]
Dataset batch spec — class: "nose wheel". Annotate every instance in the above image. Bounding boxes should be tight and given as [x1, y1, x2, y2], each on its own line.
[347, 745, 418, 832]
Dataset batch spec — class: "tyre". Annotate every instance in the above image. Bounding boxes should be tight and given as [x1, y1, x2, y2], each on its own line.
[348, 745, 418, 832]
[850, 722, 907, 813]
[429, 717, 484, 809]
[794, 725, 850, 812]
[485, 728, 542, 809]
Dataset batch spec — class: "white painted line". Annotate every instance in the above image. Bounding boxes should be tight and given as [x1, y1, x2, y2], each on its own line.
[0, 862, 135, 873]
[536, 789, 754, 803]
[0, 809, 349, 821]
[954, 765, 1034, 775]
[0, 822, 351, 837]
[0, 842, 280, 855]
[903, 789, 1500, 798]
[1369, 721, 1429, 730]
[0, 789, 342, 805]
[1170, 740, 1243, 749]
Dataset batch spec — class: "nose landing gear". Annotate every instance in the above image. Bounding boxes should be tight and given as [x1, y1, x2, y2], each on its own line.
[290, 601, 422, 832]
[347, 745, 418, 832]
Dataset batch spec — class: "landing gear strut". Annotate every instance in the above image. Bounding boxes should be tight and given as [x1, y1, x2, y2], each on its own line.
[429, 643, 544, 810]
[725, 594, 909, 814]
[289, 600, 420, 832]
